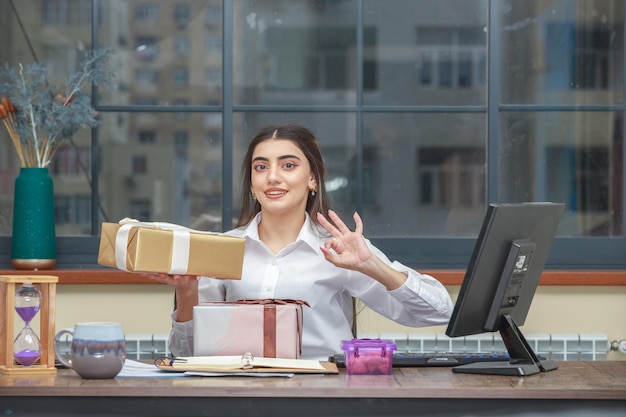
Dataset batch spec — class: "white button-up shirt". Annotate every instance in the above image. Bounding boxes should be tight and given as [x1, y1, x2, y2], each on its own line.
[169, 212, 454, 360]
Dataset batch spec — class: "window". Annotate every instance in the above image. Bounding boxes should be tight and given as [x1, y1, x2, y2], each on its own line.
[49, 146, 91, 177]
[174, 36, 190, 56]
[135, 69, 159, 85]
[204, 68, 221, 87]
[129, 199, 151, 221]
[134, 3, 159, 20]
[138, 131, 156, 144]
[204, 5, 221, 28]
[417, 148, 485, 208]
[416, 27, 486, 89]
[546, 145, 616, 233]
[173, 67, 189, 87]
[205, 36, 222, 54]
[174, 4, 190, 28]
[42, 0, 92, 26]
[54, 195, 91, 228]
[132, 155, 147, 175]
[1, 0, 623, 271]
[262, 26, 376, 92]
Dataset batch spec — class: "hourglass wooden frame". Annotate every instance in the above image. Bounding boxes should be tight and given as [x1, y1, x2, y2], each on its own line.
[0, 275, 58, 375]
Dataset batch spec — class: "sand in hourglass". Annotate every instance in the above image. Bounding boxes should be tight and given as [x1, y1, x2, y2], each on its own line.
[14, 305, 41, 366]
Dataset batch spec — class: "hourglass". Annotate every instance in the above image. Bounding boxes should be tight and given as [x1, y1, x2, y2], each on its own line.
[14, 282, 42, 366]
[0, 275, 58, 375]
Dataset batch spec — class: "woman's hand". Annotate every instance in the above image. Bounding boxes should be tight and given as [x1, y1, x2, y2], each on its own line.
[141, 272, 200, 289]
[317, 210, 373, 272]
[317, 210, 408, 290]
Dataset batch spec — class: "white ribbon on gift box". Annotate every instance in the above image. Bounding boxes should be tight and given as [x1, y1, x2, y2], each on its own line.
[115, 218, 208, 275]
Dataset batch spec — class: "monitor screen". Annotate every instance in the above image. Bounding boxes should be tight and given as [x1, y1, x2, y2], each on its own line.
[445, 202, 564, 376]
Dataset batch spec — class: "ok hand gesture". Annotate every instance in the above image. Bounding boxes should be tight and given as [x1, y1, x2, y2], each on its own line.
[317, 210, 372, 272]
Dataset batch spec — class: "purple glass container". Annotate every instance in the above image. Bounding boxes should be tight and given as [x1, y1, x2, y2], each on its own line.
[340, 338, 397, 375]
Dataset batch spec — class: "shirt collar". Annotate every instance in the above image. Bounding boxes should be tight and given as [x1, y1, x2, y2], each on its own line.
[240, 212, 323, 254]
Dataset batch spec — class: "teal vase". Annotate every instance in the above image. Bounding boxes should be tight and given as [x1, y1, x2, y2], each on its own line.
[11, 167, 57, 270]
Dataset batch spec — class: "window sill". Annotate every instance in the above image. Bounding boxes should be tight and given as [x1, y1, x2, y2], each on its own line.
[0, 269, 155, 285]
[0, 269, 624, 285]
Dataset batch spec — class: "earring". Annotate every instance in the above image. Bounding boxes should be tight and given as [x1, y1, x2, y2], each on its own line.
[309, 186, 317, 197]
[251, 189, 256, 200]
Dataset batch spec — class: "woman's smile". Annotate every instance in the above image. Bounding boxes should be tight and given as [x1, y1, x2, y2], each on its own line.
[264, 188, 288, 199]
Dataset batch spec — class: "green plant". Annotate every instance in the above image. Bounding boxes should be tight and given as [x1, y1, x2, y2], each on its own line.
[0, 48, 114, 167]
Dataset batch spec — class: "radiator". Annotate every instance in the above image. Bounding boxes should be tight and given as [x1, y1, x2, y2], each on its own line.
[124, 333, 171, 360]
[375, 332, 610, 361]
[56, 332, 610, 361]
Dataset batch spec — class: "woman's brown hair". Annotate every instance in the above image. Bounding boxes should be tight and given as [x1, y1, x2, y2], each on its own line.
[236, 124, 333, 228]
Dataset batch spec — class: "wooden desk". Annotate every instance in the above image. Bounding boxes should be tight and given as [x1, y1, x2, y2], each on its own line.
[1, 361, 625, 416]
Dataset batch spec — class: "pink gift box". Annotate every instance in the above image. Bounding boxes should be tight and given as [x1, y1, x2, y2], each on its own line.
[193, 299, 308, 359]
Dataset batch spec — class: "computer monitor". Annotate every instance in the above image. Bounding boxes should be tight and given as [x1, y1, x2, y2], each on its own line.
[445, 202, 564, 376]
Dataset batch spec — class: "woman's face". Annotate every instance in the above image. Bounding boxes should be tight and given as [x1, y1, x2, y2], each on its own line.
[250, 138, 316, 217]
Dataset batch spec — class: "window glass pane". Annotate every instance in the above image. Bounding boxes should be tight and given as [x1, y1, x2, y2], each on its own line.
[99, 0, 223, 106]
[233, 0, 358, 106]
[232, 113, 356, 229]
[363, 113, 487, 237]
[500, 0, 624, 105]
[363, 0, 488, 106]
[98, 113, 223, 231]
[499, 111, 623, 237]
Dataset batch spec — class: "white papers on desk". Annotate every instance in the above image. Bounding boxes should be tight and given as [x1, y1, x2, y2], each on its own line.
[118, 359, 185, 378]
[170, 355, 326, 371]
[117, 359, 295, 378]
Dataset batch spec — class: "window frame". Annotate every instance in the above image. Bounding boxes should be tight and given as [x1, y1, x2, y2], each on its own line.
[0, 0, 623, 274]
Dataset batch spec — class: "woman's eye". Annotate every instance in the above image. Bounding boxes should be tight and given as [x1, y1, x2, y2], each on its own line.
[253, 164, 267, 171]
[283, 162, 296, 169]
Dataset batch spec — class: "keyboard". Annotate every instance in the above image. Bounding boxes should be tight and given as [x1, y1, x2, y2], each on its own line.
[329, 351, 511, 367]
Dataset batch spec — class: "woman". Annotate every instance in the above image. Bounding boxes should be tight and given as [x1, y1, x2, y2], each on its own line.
[149, 124, 453, 360]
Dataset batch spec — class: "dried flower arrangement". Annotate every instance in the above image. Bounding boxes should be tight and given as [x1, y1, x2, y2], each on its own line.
[0, 48, 114, 168]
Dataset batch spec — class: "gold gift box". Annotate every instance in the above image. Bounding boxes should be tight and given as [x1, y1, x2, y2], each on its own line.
[97, 222, 244, 279]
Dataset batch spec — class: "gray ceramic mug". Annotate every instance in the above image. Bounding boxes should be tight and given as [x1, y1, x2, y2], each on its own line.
[53, 322, 126, 379]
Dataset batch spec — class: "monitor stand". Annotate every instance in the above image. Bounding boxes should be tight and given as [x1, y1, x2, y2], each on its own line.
[451, 314, 558, 376]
